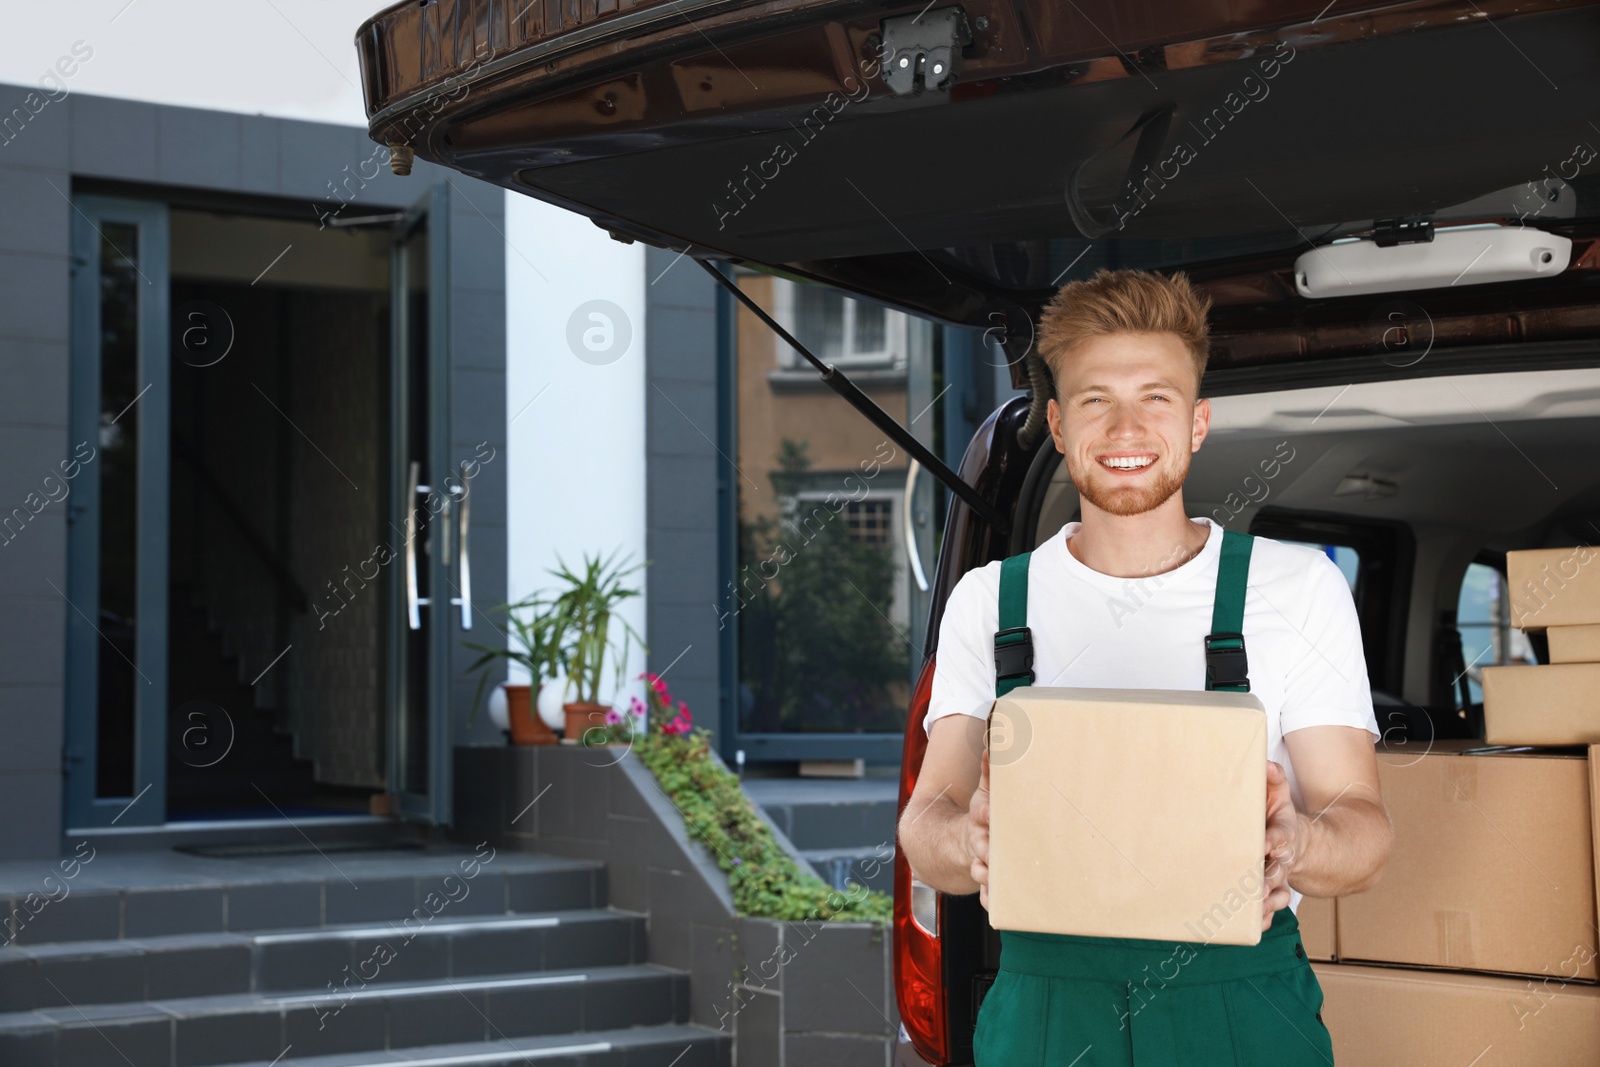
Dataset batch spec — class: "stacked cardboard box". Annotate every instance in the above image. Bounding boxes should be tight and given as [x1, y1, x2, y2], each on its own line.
[1550, 623, 1600, 664]
[1313, 962, 1600, 1067]
[1482, 546, 1600, 744]
[1313, 738, 1600, 1064]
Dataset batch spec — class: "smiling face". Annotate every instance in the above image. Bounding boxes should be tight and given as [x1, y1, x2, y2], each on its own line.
[1046, 331, 1211, 517]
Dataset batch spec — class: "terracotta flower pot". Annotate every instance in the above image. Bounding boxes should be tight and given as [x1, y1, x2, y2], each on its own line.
[506, 684, 557, 746]
[563, 702, 611, 745]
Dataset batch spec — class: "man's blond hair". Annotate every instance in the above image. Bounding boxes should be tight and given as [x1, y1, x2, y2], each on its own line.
[1036, 268, 1212, 392]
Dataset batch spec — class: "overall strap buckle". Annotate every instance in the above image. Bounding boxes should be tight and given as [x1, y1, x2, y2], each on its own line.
[994, 626, 1035, 687]
[994, 551, 1035, 696]
[1205, 631, 1250, 692]
[1206, 529, 1255, 692]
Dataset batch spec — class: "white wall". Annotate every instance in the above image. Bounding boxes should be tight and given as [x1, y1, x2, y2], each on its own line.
[505, 198, 650, 723]
[4, 2, 653, 721]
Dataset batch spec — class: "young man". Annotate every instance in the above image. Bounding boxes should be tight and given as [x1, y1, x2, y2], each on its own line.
[898, 269, 1393, 1066]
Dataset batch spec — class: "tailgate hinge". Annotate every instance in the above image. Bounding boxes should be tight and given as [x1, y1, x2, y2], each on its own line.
[880, 7, 972, 96]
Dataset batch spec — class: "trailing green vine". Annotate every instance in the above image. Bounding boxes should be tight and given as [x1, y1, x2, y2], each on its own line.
[627, 673, 893, 924]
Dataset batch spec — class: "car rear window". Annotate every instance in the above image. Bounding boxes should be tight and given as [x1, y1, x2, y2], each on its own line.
[1456, 560, 1539, 705]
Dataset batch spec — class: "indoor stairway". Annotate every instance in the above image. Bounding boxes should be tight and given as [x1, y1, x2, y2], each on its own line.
[166, 580, 318, 815]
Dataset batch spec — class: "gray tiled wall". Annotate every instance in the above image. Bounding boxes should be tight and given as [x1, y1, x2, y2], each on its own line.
[454, 745, 899, 1065]
[0, 84, 507, 856]
[643, 247, 725, 748]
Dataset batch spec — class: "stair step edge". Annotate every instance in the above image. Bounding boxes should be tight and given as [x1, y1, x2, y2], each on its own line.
[213, 1023, 728, 1067]
[0, 963, 687, 1028]
[9, 908, 640, 959]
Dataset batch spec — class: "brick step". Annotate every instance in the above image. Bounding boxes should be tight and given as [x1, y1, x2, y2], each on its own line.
[0, 963, 690, 1067]
[0, 909, 646, 1011]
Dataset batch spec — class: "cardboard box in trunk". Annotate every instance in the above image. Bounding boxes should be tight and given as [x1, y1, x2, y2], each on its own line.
[1481, 662, 1600, 745]
[1295, 894, 1337, 961]
[1336, 739, 1596, 978]
[1313, 961, 1600, 1067]
[1507, 545, 1600, 629]
[985, 687, 1267, 946]
[1550, 623, 1600, 663]
[1593, 745, 1600, 954]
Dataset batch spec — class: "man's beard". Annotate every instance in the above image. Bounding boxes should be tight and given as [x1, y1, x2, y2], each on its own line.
[1067, 450, 1190, 517]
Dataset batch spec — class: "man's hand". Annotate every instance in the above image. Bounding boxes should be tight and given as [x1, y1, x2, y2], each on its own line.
[968, 746, 991, 908]
[899, 715, 988, 897]
[1262, 759, 1302, 930]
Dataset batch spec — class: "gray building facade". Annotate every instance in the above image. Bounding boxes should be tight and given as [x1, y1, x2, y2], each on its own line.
[0, 86, 507, 858]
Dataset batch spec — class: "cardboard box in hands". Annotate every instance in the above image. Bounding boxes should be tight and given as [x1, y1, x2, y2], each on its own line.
[985, 687, 1269, 946]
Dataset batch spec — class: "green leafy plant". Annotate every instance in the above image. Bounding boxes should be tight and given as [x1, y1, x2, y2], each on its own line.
[549, 548, 648, 705]
[463, 594, 563, 727]
[630, 674, 891, 923]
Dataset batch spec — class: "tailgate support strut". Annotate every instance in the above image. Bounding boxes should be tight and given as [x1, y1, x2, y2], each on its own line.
[698, 259, 1009, 534]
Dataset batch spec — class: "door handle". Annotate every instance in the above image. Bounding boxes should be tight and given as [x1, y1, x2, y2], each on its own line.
[405, 460, 424, 630]
[450, 460, 472, 630]
[904, 458, 929, 593]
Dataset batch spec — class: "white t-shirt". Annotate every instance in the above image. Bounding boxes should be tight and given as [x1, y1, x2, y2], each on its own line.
[926, 516, 1381, 916]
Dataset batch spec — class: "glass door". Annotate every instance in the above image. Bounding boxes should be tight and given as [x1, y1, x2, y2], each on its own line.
[64, 196, 171, 828]
[387, 185, 453, 824]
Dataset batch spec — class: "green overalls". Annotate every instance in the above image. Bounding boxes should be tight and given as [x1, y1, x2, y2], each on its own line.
[974, 530, 1335, 1066]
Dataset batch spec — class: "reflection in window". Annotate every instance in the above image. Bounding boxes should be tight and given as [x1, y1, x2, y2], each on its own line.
[779, 279, 905, 369]
[842, 498, 893, 546]
[1456, 562, 1536, 705]
[734, 442, 910, 734]
[852, 301, 887, 354]
[96, 223, 141, 798]
[729, 271, 934, 735]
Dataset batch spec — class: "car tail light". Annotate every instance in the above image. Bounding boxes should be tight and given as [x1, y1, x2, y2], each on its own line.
[895, 656, 949, 1065]
[910, 877, 939, 936]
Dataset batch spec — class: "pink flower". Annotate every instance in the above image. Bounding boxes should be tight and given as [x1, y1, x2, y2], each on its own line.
[604, 709, 622, 725]
[630, 699, 646, 717]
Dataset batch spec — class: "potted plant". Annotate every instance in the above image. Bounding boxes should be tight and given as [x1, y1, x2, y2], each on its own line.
[548, 548, 647, 743]
[464, 595, 562, 745]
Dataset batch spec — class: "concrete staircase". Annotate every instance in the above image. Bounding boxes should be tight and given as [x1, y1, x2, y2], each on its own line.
[0, 844, 727, 1066]
[743, 776, 899, 896]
